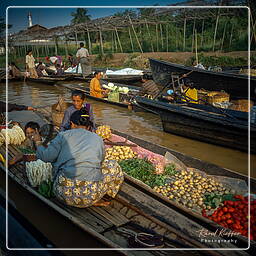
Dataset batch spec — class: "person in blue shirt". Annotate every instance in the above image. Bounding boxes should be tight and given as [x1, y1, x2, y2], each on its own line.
[60, 90, 95, 131]
[33, 108, 124, 208]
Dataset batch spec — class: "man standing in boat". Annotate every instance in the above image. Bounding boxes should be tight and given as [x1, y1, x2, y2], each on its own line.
[76, 42, 91, 78]
[25, 50, 38, 78]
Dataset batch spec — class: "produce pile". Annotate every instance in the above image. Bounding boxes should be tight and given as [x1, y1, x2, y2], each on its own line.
[119, 158, 176, 188]
[202, 195, 256, 240]
[152, 169, 234, 211]
[26, 159, 52, 187]
[105, 146, 137, 161]
[0, 125, 26, 146]
[102, 83, 130, 94]
[96, 125, 112, 140]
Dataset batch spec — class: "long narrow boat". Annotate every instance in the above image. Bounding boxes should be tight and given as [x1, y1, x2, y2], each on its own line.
[134, 96, 256, 153]
[58, 83, 141, 110]
[1, 108, 255, 254]
[73, 75, 143, 86]
[149, 58, 256, 101]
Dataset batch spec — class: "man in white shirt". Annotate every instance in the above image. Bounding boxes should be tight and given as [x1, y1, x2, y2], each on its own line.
[76, 42, 91, 78]
[25, 49, 38, 78]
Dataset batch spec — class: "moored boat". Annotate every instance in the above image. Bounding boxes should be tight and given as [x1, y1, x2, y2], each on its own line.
[134, 96, 256, 153]
[1, 107, 255, 253]
[149, 58, 256, 101]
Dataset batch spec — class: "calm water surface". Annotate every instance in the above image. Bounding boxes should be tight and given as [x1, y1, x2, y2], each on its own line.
[1, 81, 255, 177]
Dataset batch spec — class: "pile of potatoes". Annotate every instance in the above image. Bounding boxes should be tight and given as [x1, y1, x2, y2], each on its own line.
[153, 169, 234, 211]
[105, 146, 137, 161]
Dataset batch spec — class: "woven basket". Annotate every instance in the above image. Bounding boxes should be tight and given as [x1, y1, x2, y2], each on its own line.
[207, 92, 230, 104]
[51, 101, 72, 127]
[230, 100, 254, 112]
[23, 154, 37, 162]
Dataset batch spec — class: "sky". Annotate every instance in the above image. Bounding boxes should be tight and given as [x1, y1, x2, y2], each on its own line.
[1, 0, 187, 34]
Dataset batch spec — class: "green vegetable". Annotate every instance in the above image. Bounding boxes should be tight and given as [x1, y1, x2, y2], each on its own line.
[119, 158, 168, 188]
[164, 164, 177, 176]
[204, 193, 236, 208]
[18, 147, 36, 154]
[38, 180, 54, 198]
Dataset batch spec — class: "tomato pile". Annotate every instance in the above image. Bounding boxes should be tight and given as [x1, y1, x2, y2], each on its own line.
[202, 195, 256, 240]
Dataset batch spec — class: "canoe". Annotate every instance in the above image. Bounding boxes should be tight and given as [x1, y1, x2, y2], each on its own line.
[149, 58, 256, 101]
[134, 96, 256, 153]
[73, 75, 143, 86]
[2, 108, 255, 253]
[59, 83, 141, 110]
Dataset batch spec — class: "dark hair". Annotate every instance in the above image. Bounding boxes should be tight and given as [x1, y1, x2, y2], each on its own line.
[68, 53, 73, 56]
[80, 42, 84, 47]
[56, 64, 61, 68]
[26, 49, 32, 55]
[39, 61, 42, 65]
[94, 71, 100, 77]
[25, 121, 40, 131]
[70, 108, 92, 128]
[71, 90, 86, 100]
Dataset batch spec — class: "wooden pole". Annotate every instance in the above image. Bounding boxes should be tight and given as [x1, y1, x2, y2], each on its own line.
[114, 30, 118, 52]
[212, 14, 220, 52]
[129, 16, 143, 53]
[250, 13, 256, 45]
[111, 31, 114, 53]
[220, 21, 227, 51]
[156, 24, 159, 52]
[99, 29, 104, 54]
[183, 18, 187, 51]
[191, 19, 196, 52]
[160, 23, 164, 50]
[115, 27, 123, 53]
[75, 31, 78, 48]
[64, 36, 68, 57]
[195, 29, 198, 65]
[145, 20, 154, 52]
[86, 27, 92, 54]
[175, 23, 178, 50]
[166, 24, 169, 52]
[128, 27, 134, 52]
[200, 19, 205, 48]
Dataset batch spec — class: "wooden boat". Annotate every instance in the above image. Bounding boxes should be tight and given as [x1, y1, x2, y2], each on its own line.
[134, 96, 256, 153]
[73, 75, 143, 86]
[149, 58, 256, 101]
[1, 108, 255, 253]
[59, 83, 141, 110]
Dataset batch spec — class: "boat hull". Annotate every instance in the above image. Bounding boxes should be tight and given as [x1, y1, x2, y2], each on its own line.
[149, 58, 256, 101]
[135, 96, 255, 153]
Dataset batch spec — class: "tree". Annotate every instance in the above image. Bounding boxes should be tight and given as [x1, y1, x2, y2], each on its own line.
[138, 5, 159, 18]
[71, 8, 91, 24]
[113, 9, 138, 18]
[0, 17, 12, 38]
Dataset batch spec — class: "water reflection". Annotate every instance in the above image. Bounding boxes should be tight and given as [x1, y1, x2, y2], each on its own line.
[1, 81, 254, 177]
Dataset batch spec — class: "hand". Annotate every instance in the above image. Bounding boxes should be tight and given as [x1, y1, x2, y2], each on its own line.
[27, 106, 35, 111]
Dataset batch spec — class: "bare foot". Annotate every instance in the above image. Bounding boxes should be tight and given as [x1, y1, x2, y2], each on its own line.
[93, 201, 111, 207]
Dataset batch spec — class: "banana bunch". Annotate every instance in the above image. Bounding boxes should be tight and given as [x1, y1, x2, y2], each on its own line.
[105, 146, 137, 161]
[0, 125, 26, 145]
[96, 125, 112, 140]
[26, 159, 52, 187]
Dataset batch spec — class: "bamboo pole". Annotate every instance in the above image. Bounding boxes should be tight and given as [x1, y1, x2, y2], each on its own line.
[129, 16, 143, 53]
[128, 27, 134, 52]
[86, 27, 92, 54]
[183, 18, 187, 51]
[111, 31, 114, 53]
[200, 19, 205, 48]
[156, 24, 159, 52]
[175, 23, 178, 50]
[191, 19, 196, 52]
[145, 19, 154, 52]
[212, 14, 220, 52]
[166, 24, 169, 52]
[99, 29, 104, 54]
[220, 21, 227, 51]
[54, 36, 58, 55]
[115, 27, 123, 53]
[195, 29, 198, 65]
[64, 36, 68, 57]
[75, 31, 78, 48]
[250, 12, 256, 45]
[160, 23, 164, 50]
